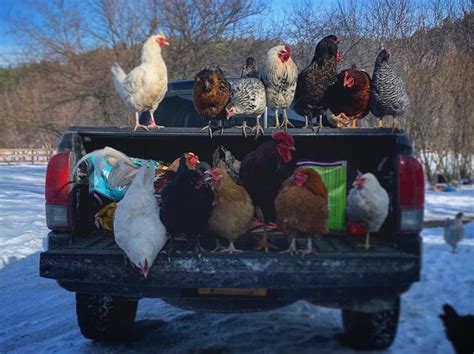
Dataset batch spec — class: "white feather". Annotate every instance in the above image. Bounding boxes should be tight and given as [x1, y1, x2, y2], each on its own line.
[114, 163, 167, 277]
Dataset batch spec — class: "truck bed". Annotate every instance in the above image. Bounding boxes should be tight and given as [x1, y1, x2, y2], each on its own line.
[41, 231, 420, 298]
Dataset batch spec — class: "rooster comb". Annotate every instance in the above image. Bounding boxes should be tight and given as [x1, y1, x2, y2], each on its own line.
[272, 132, 294, 146]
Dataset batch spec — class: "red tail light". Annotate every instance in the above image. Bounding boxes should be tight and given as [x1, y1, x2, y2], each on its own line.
[398, 155, 424, 233]
[45, 151, 74, 231]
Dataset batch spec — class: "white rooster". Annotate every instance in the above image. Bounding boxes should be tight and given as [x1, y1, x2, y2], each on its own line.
[111, 32, 169, 131]
[260, 45, 298, 130]
[112, 162, 167, 278]
[346, 172, 389, 250]
[444, 212, 464, 253]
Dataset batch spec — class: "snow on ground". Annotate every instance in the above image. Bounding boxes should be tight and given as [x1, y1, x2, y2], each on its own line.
[0, 165, 473, 353]
[424, 185, 474, 221]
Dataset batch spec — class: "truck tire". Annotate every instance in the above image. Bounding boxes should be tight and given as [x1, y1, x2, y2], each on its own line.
[76, 293, 138, 341]
[341, 297, 400, 350]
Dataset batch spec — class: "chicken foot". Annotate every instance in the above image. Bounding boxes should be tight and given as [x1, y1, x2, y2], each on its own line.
[280, 237, 299, 256]
[255, 207, 277, 252]
[272, 109, 280, 129]
[358, 232, 374, 251]
[251, 115, 264, 139]
[194, 234, 206, 256]
[235, 118, 251, 138]
[220, 241, 243, 254]
[302, 237, 317, 256]
[201, 121, 214, 138]
[316, 114, 324, 133]
[303, 114, 314, 130]
[147, 109, 165, 129]
[133, 112, 150, 131]
[280, 109, 294, 131]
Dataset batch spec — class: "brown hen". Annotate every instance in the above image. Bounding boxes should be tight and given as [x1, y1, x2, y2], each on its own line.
[275, 167, 329, 255]
[206, 167, 254, 253]
[326, 64, 371, 128]
[193, 67, 231, 137]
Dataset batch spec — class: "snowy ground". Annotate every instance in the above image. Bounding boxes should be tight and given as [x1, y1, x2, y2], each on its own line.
[0, 166, 473, 354]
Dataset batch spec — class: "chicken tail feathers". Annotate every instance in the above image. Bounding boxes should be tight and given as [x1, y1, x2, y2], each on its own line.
[73, 147, 138, 189]
[111, 62, 127, 101]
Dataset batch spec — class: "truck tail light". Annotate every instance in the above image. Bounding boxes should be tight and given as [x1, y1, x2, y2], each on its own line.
[45, 151, 74, 231]
[398, 155, 424, 233]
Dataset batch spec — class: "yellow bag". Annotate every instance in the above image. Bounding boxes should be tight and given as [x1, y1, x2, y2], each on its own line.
[95, 202, 118, 232]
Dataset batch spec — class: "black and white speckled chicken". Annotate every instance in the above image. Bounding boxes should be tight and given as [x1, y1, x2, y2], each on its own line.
[369, 49, 410, 129]
[212, 146, 241, 183]
[241, 57, 258, 79]
[226, 78, 266, 138]
[292, 35, 341, 130]
[260, 45, 298, 130]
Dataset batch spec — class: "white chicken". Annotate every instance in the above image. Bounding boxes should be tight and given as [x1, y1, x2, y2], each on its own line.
[260, 45, 298, 130]
[444, 212, 464, 253]
[111, 32, 169, 131]
[346, 172, 389, 250]
[113, 162, 167, 278]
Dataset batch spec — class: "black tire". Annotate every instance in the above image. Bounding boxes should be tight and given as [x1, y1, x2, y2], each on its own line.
[341, 296, 400, 350]
[76, 293, 138, 341]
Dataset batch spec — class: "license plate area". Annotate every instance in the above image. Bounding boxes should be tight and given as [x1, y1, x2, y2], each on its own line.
[198, 288, 268, 297]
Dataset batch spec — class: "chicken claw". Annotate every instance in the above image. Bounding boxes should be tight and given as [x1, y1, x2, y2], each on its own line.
[220, 241, 243, 254]
[280, 237, 299, 255]
[357, 232, 375, 251]
[235, 119, 251, 138]
[280, 109, 294, 131]
[301, 237, 317, 256]
[201, 122, 214, 138]
[251, 116, 264, 139]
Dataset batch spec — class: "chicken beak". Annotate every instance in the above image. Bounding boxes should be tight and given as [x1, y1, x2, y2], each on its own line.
[164, 38, 170, 46]
[289, 146, 296, 151]
[204, 80, 211, 91]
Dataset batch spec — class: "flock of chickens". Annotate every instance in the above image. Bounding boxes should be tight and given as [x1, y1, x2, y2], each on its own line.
[111, 33, 409, 137]
[75, 132, 389, 279]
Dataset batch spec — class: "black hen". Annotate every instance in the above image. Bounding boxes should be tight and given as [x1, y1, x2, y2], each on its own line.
[439, 304, 474, 354]
[241, 57, 258, 78]
[292, 35, 341, 130]
[238, 132, 295, 251]
[160, 156, 214, 252]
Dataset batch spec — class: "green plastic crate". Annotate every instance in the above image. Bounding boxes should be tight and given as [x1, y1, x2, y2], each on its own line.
[296, 161, 347, 231]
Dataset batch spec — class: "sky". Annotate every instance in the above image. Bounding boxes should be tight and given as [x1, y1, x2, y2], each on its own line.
[0, 0, 322, 66]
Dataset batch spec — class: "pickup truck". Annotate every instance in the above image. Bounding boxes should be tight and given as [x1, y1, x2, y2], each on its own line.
[40, 80, 424, 350]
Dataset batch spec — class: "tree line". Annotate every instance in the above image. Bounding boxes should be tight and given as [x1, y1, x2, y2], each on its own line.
[0, 0, 472, 183]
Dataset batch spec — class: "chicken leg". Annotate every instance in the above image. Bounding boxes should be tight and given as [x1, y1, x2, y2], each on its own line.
[280, 108, 294, 131]
[273, 109, 280, 129]
[303, 113, 313, 130]
[377, 117, 384, 128]
[147, 109, 165, 129]
[251, 115, 264, 139]
[316, 114, 324, 133]
[255, 207, 277, 252]
[201, 120, 214, 138]
[133, 112, 150, 131]
[302, 236, 316, 256]
[220, 240, 243, 254]
[280, 237, 298, 255]
[235, 118, 251, 138]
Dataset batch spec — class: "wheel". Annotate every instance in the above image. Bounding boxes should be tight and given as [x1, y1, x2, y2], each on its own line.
[341, 296, 400, 350]
[75, 293, 138, 340]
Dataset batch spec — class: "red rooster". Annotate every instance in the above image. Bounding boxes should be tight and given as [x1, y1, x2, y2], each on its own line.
[238, 132, 296, 251]
[326, 64, 371, 128]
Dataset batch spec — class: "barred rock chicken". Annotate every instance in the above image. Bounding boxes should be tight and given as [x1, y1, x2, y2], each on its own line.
[293, 35, 341, 130]
[114, 163, 167, 278]
[260, 45, 298, 129]
[238, 132, 296, 251]
[444, 212, 464, 253]
[212, 146, 241, 183]
[111, 33, 169, 131]
[159, 155, 214, 253]
[206, 167, 254, 253]
[346, 172, 389, 250]
[241, 57, 258, 79]
[154, 152, 200, 194]
[275, 168, 329, 255]
[226, 78, 266, 138]
[370, 49, 410, 129]
[440, 304, 474, 354]
[193, 67, 231, 138]
[326, 64, 371, 128]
